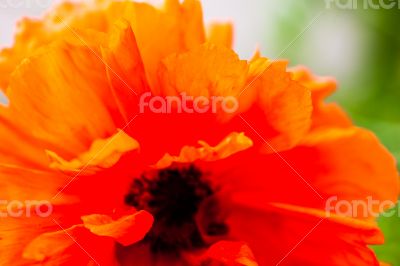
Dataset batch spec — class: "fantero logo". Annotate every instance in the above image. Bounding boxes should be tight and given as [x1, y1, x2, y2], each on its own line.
[325, 196, 397, 218]
[0, 200, 53, 218]
[325, 0, 400, 9]
[138, 92, 239, 114]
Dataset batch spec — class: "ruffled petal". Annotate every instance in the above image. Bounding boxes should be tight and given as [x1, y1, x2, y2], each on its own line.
[116, 0, 205, 88]
[0, 165, 72, 203]
[23, 224, 118, 266]
[0, 114, 51, 169]
[199, 241, 259, 266]
[0, 202, 89, 266]
[81, 210, 153, 246]
[207, 23, 234, 48]
[156, 132, 253, 169]
[0, 0, 115, 91]
[139, 44, 312, 165]
[290, 66, 352, 129]
[159, 43, 248, 97]
[241, 58, 313, 151]
[1, 38, 122, 169]
[47, 129, 139, 174]
[101, 19, 150, 123]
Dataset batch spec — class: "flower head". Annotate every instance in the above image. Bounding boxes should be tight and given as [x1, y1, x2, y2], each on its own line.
[0, 0, 398, 265]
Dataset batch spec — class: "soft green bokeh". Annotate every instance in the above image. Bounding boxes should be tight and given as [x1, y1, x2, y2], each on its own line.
[375, 207, 400, 265]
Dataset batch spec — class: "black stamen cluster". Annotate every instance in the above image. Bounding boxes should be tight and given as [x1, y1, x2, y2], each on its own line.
[125, 165, 227, 255]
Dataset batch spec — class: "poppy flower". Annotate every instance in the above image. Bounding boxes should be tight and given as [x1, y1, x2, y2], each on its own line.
[0, 0, 398, 265]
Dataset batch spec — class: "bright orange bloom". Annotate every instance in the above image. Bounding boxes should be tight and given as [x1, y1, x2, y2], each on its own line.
[0, 1, 398, 265]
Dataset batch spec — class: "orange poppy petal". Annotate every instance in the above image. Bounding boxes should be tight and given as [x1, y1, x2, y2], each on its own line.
[164, 0, 205, 48]
[23, 224, 118, 265]
[46, 129, 139, 174]
[290, 66, 352, 129]
[231, 196, 383, 243]
[124, 44, 252, 163]
[202, 127, 398, 220]
[241, 59, 313, 151]
[0, 203, 89, 266]
[207, 22, 234, 48]
[199, 241, 259, 266]
[117, 0, 205, 88]
[0, 48, 13, 90]
[268, 202, 381, 237]
[0, 216, 51, 265]
[81, 210, 153, 246]
[0, 113, 51, 169]
[102, 19, 149, 123]
[159, 43, 248, 97]
[290, 66, 337, 101]
[0, 0, 115, 91]
[196, 127, 397, 265]
[156, 132, 253, 169]
[127, 47, 312, 164]
[311, 102, 352, 130]
[300, 127, 399, 217]
[1, 0, 205, 91]
[6, 43, 116, 147]
[227, 201, 381, 266]
[0, 165, 72, 204]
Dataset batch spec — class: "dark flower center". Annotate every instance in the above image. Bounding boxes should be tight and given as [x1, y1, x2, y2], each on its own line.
[124, 165, 228, 255]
